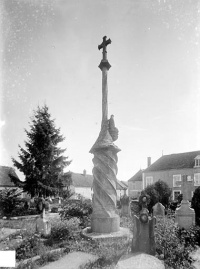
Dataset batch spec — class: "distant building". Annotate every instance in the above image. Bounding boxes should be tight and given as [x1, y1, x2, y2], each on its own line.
[128, 151, 200, 200]
[128, 169, 143, 199]
[71, 170, 128, 200]
[143, 151, 200, 200]
[117, 181, 128, 200]
[128, 157, 151, 199]
[71, 170, 93, 199]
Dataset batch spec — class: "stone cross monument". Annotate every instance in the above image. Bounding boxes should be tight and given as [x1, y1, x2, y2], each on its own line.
[175, 175, 195, 229]
[90, 36, 120, 233]
[180, 175, 195, 201]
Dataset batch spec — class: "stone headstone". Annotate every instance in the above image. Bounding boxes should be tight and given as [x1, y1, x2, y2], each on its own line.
[153, 202, 165, 218]
[36, 209, 51, 236]
[175, 175, 195, 229]
[117, 253, 165, 269]
[120, 194, 130, 216]
[131, 195, 156, 255]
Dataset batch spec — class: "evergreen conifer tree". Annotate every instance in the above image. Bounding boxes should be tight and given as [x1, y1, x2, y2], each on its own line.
[10, 105, 71, 197]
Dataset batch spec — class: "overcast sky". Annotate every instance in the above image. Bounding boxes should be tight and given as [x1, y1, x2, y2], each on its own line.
[1, 0, 200, 181]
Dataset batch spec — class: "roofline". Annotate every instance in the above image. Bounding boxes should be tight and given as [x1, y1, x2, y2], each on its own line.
[143, 150, 200, 173]
[143, 167, 200, 174]
[160, 150, 200, 157]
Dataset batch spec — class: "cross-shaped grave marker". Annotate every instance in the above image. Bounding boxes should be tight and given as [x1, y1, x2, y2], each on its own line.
[180, 175, 195, 201]
[175, 175, 196, 229]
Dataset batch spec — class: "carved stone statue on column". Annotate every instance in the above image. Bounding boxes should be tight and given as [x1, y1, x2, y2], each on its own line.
[90, 36, 121, 233]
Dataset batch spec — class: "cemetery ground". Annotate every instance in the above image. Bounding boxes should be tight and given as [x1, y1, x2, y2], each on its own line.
[0, 200, 200, 269]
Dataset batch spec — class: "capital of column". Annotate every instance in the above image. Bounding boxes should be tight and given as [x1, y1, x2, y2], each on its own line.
[99, 60, 111, 71]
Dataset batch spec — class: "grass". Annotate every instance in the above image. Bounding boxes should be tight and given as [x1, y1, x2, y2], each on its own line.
[0, 218, 37, 230]
[1, 213, 200, 269]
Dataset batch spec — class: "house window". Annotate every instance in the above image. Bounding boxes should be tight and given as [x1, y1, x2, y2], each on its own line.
[195, 159, 200, 167]
[194, 173, 200, 186]
[145, 176, 153, 186]
[173, 175, 181, 187]
[173, 190, 181, 200]
[194, 156, 200, 167]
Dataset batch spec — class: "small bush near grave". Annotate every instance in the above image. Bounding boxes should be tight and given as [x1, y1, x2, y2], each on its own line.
[44, 217, 80, 246]
[10, 207, 38, 217]
[60, 198, 92, 228]
[142, 180, 172, 213]
[155, 215, 200, 269]
[15, 234, 46, 261]
[141, 185, 158, 213]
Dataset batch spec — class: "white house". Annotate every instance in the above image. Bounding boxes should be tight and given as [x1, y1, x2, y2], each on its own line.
[71, 170, 128, 200]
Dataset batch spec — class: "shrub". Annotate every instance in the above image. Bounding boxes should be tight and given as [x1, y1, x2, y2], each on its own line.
[154, 180, 172, 208]
[176, 226, 200, 248]
[0, 188, 23, 217]
[44, 218, 80, 246]
[169, 201, 179, 211]
[155, 217, 198, 268]
[10, 207, 38, 217]
[142, 180, 172, 213]
[141, 185, 159, 213]
[191, 186, 200, 226]
[60, 199, 92, 227]
[15, 234, 45, 261]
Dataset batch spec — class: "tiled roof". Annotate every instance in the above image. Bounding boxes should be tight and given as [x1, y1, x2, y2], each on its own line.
[71, 172, 127, 190]
[144, 150, 200, 172]
[121, 181, 128, 188]
[71, 172, 93, 188]
[0, 166, 19, 187]
[117, 181, 128, 190]
[128, 169, 143, 182]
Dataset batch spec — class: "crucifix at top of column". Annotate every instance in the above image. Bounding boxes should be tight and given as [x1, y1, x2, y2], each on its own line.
[98, 36, 111, 71]
[98, 36, 111, 61]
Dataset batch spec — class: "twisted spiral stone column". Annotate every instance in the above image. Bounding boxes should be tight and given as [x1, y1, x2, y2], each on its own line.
[90, 117, 120, 233]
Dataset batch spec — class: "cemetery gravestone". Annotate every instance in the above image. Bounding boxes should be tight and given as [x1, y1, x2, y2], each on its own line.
[153, 202, 165, 218]
[120, 193, 130, 216]
[131, 195, 156, 255]
[36, 208, 51, 236]
[175, 175, 195, 229]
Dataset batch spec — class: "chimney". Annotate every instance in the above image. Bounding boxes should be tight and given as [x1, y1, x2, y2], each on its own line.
[83, 169, 86, 176]
[147, 157, 151, 167]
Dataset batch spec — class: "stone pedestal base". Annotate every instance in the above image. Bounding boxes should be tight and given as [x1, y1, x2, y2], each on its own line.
[91, 215, 120, 233]
[175, 200, 195, 229]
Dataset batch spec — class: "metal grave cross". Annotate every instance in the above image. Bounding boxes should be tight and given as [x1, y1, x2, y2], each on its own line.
[180, 175, 195, 201]
[98, 36, 111, 60]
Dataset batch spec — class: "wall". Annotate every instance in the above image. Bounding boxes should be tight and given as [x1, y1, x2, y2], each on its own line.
[128, 180, 142, 198]
[143, 167, 200, 199]
[75, 187, 93, 200]
[117, 189, 126, 200]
